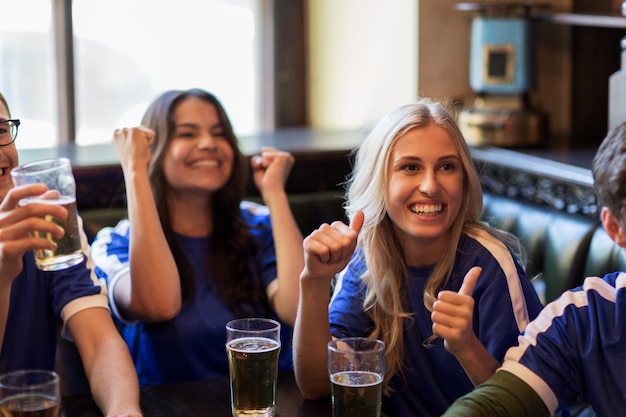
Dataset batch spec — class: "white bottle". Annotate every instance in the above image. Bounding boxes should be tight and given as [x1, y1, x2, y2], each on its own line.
[609, 36, 626, 132]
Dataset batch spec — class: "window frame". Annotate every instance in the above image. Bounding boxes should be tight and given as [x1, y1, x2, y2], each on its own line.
[50, 0, 306, 145]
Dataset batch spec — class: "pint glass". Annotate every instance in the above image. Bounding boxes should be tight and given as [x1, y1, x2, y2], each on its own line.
[0, 370, 60, 417]
[226, 318, 281, 417]
[11, 157, 84, 271]
[328, 337, 385, 417]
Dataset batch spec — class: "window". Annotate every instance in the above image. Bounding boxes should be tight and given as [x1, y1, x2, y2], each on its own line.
[0, 0, 57, 149]
[0, 0, 266, 149]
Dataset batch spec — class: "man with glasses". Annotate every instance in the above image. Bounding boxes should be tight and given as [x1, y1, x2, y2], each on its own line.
[0, 93, 143, 417]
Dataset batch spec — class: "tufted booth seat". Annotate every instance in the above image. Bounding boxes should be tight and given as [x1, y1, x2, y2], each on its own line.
[78, 189, 626, 307]
[481, 192, 626, 304]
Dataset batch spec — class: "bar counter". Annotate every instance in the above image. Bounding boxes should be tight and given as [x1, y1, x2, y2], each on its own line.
[60, 370, 332, 417]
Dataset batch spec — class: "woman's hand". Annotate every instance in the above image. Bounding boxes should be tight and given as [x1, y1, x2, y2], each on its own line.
[250, 146, 294, 198]
[112, 126, 155, 173]
[431, 266, 482, 355]
[301, 211, 364, 282]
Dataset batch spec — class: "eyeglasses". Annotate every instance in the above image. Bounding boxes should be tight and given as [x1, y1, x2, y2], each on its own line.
[0, 119, 20, 146]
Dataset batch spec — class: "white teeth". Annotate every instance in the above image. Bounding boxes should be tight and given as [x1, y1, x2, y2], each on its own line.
[410, 204, 442, 215]
[191, 160, 218, 168]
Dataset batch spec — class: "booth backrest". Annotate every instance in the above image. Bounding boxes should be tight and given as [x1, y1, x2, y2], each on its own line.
[482, 192, 626, 303]
[81, 190, 626, 304]
[63, 189, 626, 398]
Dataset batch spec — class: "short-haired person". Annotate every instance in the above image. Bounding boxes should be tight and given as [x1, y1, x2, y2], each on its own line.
[441, 122, 626, 417]
[0, 93, 143, 417]
[293, 99, 544, 417]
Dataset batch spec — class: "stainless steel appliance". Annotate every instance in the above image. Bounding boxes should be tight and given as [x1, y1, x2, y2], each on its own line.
[456, 2, 547, 147]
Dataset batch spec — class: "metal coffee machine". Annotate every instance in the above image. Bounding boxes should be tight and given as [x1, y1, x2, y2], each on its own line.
[456, 2, 547, 147]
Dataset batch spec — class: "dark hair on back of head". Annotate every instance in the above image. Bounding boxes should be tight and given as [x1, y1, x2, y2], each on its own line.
[592, 123, 626, 223]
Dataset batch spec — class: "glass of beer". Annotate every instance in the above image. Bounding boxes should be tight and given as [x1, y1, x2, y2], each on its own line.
[10, 157, 84, 271]
[0, 369, 60, 417]
[226, 318, 281, 417]
[328, 337, 385, 417]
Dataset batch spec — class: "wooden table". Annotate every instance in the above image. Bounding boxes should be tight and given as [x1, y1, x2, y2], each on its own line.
[60, 370, 332, 417]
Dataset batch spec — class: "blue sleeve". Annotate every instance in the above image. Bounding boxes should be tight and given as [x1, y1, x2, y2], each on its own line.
[241, 202, 278, 288]
[49, 258, 104, 317]
[90, 219, 131, 283]
[329, 254, 373, 337]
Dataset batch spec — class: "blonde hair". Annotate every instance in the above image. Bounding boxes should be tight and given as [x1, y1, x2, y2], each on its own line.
[344, 99, 525, 389]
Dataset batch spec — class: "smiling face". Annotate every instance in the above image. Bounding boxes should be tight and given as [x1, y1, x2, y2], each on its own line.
[162, 96, 235, 201]
[385, 124, 464, 265]
[0, 99, 19, 201]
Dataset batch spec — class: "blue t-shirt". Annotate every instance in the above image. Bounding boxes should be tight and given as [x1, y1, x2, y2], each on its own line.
[0, 253, 107, 373]
[329, 232, 544, 417]
[501, 271, 626, 417]
[91, 201, 293, 387]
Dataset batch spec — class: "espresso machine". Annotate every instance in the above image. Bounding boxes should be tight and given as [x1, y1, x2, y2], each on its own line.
[456, 2, 547, 147]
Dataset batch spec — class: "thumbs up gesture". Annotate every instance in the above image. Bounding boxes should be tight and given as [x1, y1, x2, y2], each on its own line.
[301, 211, 364, 282]
[431, 266, 482, 356]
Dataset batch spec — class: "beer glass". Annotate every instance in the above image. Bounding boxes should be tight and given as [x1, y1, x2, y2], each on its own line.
[328, 337, 385, 417]
[0, 370, 60, 417]
[226, 318, 281, 417]
[11, 157, 84, 271]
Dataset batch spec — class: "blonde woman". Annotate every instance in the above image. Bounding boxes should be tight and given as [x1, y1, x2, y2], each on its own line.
[293, 99, 543, 417]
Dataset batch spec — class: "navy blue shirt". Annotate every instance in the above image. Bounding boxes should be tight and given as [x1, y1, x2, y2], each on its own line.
[91, 201, 293, 386]
[0, 252, 106, 372]
[501, 271, 626, 417]
[329, 232, 543, 417]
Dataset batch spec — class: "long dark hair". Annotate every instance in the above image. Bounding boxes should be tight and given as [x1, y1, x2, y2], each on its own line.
[592, 123, 626, 225]
[140, 88, 269, 317]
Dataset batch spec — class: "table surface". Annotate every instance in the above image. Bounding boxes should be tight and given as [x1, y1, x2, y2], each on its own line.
[59, 370, 332, 417]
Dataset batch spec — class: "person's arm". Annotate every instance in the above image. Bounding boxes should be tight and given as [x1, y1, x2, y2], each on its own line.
[442, 370, 550, 417]
[67, 307, 143, 417]
[251, 147, 304, 326]
[0, 184, 68, 349]
[112, 127, 181, 322]
[293, 212, 364, 399]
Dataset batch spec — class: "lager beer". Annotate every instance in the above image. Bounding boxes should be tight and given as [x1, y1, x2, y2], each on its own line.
[0, 394, 60, 417]
[23, 197, 83, 271]
[0, 371, 60, 417]
[331, 371, 382, 417]
[328, 337, 385, 417]
[11, 157, 83, 271]
[227, 337, 280, 417]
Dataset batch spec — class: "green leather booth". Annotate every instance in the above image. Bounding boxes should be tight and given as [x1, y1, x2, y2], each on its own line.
[482, 192, 626, 304]
[80, 189, 626, 305]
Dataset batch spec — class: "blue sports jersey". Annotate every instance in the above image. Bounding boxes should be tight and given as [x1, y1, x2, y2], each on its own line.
[329, 231, 544, 417]
[500, 271, 626, 417]
[91, 201, 293, 387]
[0, 252, 108, 373]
